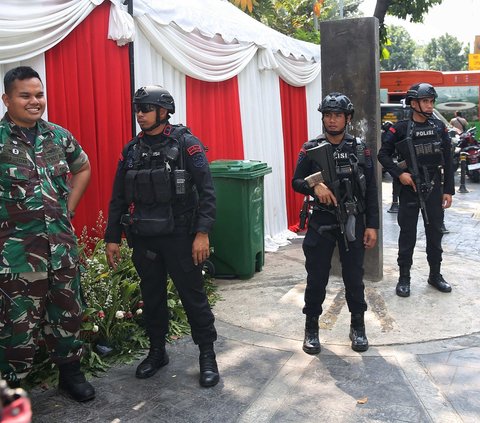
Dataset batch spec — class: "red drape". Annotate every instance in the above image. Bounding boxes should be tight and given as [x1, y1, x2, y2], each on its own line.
[45, 2, 132, 236]
[279, 79, 308, 230]
[186, 76, 244, 161]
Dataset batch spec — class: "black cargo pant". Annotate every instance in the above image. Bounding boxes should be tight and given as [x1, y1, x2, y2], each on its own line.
[302, 212, 367, 317]
[131, 231, 217, 347]
[397, 178, 444, 269]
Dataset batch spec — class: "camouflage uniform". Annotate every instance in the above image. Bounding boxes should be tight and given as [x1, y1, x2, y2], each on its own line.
[0, 113, 89, 382]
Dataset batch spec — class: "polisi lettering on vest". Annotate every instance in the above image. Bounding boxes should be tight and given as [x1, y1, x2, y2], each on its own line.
[414, 129, 435, 137]
[334, 151, 349, 160]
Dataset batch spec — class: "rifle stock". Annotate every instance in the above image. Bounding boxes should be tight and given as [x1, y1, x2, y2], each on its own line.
[299, 196, 310, 230]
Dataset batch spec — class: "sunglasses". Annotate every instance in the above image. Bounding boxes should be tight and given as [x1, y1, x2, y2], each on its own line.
[134, 104, 157, 113]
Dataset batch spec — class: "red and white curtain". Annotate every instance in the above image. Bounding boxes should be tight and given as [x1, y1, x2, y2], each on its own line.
[0, 0, 322, 250]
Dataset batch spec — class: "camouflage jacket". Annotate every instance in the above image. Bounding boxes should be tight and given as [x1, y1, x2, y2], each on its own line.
[0, 114, 88, 273]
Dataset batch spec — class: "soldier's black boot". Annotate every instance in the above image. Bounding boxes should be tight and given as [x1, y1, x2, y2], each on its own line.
[199, 343, 219, 387]
[302, 315, 321, 354]
[396, 267, 411, 297]
[58, 361, 95, 402]
[428, 265, 452, 293]
[349, 313, 369, 352]
[135, 345, 169, 379]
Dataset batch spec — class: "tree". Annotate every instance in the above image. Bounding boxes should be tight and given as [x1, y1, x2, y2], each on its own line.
[380, 25, 417, 70]
[423, 33, 469, 71]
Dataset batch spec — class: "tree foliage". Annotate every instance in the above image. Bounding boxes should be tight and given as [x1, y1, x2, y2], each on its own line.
[374, 0, 443, 46]
[380, 25, 417, 70]
[423, 33, 469, 71]
[374, 0, 443, 25]
[229, 0, 363, 43]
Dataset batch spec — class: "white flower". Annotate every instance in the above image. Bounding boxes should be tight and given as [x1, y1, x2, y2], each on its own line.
[115, 310, 125, 319]
[136, 309, 143, 316]
[92, 324, 99, 333]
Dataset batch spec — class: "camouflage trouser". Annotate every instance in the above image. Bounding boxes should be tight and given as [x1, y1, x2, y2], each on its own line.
[0, 265, 83, 383]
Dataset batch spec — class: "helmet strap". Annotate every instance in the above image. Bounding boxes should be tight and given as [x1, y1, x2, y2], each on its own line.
[411, 102, 433, 118]
[322, 113, 349, 136]
[143, 109, 169, 132]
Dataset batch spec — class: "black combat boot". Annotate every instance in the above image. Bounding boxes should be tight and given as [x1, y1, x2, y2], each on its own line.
[135, 345, 169, 379]
[349, 313, 369, 352]
[396, 267, 411, 297]
[58, 360, 95, 402]
[198, 343, 219, 388]
[428, 265, 452, 293]
[302, 315, 321, 354]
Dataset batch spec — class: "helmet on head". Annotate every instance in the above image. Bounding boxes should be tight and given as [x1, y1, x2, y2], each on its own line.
[133, 85, 175, 114]
[405, 83, 437, 105]
[318, 92, 354, 117]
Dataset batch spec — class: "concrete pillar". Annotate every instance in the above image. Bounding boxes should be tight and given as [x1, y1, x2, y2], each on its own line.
[319, 17, 383, 281]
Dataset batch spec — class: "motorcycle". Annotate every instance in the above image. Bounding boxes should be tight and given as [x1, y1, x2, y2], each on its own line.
[452, 127, 480, 182]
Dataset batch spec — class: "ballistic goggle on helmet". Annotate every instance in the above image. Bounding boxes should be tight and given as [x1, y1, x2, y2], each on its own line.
[133, 85, 175, 114]
[405, 83, 438, 105]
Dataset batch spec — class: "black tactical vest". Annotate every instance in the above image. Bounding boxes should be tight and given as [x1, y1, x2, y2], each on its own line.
[122, 125, 192, 236]
[317, 134, 367, 214]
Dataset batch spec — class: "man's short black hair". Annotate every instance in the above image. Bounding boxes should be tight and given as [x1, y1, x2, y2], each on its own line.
[4, 66, 42, 95]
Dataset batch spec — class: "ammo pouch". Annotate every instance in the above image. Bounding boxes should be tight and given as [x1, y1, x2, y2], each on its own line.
[124, 167, 172, 204]
[129, 204, 174, 236]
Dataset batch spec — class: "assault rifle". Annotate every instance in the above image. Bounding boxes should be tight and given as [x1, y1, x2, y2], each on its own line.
[305, 141, 356, 250]
[397, 121, 432, 224]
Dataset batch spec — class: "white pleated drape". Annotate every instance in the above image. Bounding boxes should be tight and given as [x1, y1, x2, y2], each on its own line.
[132, 0, 320, 86]
[237, 56, 295, 249]
[306, 75, 323, 139]
[0, 0, 134, 64]
[133, 23, 187, 129]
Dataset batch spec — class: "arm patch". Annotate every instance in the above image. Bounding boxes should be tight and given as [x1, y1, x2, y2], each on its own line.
[187, 145, 202, 156]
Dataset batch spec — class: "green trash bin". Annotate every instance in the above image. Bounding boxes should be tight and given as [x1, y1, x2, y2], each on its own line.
[208, 160, 272, 279]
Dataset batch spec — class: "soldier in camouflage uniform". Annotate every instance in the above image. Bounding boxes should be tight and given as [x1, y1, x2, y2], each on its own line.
[0, 66, 94, 402]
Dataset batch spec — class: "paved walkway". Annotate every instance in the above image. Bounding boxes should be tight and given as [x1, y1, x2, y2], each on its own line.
[30, 173, 480, 422]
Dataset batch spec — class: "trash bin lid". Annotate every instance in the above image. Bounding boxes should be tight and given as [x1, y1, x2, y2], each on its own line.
[210, 160, 272, 179]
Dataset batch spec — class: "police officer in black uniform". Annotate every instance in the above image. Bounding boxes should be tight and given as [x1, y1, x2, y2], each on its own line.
[104, 86, 219, 387]
[378, 83, 454, 297]
[292, 93, 379, 354]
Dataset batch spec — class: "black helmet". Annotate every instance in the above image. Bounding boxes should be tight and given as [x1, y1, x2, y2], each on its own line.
[318, 92, 354, 117]
[133, 85, 175, 114]
[405, 83, 437, 105]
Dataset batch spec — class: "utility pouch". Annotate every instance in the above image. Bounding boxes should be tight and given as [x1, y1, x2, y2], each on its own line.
[136, 169, 155, 204]
[130, 204, 174, 236]
[151, 167, 171, 203]
[173, 169, 187, 195]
